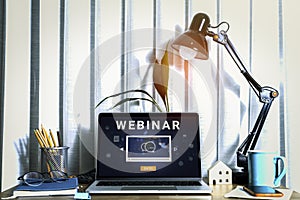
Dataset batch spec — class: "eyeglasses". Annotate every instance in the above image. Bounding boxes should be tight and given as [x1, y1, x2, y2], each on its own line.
[18, 170, 68, 187]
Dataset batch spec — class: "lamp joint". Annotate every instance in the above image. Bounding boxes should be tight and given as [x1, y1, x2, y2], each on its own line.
[259, 87, 279, 103]
[211, 32, 227, 45]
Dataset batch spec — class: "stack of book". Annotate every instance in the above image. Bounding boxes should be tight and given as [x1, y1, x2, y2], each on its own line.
[13, 177, 78, 197]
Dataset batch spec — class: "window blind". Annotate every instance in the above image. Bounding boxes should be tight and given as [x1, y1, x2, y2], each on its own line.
[2, 0, 300, 192]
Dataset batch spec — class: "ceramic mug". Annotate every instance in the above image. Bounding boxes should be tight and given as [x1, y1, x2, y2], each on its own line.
[248, 150, 287, 187]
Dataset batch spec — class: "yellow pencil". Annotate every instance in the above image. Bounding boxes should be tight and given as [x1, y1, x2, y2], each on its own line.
[49, 129, 57, 147]
[38, 127, 48, 147]
[34, 129, 44, 148]
[36, 129, 49, 148]
[41, 125, 53, 147]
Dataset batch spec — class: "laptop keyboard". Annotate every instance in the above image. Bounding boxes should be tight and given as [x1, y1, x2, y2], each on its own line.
[97, 181, 202, 186]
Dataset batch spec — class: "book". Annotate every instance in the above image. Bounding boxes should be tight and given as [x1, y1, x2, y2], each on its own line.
[13, 177, 78, 197]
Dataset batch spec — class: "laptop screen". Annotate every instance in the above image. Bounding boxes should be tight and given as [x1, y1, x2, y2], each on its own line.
[96, 112, 201, 178]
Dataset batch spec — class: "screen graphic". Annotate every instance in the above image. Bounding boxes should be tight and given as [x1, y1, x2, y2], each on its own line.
[126, 135, 172, 162]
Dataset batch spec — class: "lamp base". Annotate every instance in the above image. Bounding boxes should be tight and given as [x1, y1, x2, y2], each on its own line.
[232, 169, 248, 184]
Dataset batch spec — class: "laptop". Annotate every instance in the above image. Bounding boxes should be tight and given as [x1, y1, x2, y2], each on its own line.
[86, 112, 212, 194]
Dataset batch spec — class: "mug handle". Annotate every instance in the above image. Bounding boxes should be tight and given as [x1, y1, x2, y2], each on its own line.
[273, 156, 287, 187]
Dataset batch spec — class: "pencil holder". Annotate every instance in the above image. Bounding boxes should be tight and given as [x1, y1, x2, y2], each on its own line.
[40, 146, 69, 174]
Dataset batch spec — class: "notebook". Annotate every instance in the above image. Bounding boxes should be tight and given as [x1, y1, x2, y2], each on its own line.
[13, 177, 78, 197]
[86, 112, 212, 194]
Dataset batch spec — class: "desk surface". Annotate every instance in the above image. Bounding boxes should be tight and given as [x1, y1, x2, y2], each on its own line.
[1, 184, 300, 199]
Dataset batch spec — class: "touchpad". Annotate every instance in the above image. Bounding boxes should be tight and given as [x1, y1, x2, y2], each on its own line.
[122, 186, 177, 190]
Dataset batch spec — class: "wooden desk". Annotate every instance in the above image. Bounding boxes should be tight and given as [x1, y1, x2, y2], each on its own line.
[1, 185, 300, 199]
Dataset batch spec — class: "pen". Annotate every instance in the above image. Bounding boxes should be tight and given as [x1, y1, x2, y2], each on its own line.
[56, 131, 62, 147]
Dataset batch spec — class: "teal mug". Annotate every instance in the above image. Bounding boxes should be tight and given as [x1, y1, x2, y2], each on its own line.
[248, 150, 287, 187]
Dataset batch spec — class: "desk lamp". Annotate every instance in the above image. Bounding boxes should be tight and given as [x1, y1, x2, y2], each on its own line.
[172, 13, 279, 182]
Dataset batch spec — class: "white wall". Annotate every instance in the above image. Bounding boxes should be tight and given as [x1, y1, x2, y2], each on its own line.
[284, 0, 300, 192]
[2, 0, 61, 191]
[2, 0, 31, 191]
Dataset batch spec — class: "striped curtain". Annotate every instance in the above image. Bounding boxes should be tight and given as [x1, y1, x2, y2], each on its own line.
[1, 0, 300, 192]
[0, 0, 6, 192]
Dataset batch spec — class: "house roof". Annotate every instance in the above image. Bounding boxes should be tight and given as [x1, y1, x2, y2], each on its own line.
[208, 160, 231, 171]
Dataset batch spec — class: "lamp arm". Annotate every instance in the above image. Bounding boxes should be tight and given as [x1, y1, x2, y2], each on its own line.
[208, 30, 263, 95]
[207, 30, 279, 170]
[236, 101, 273, 169]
